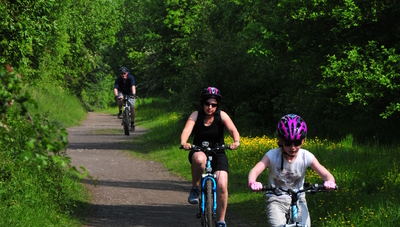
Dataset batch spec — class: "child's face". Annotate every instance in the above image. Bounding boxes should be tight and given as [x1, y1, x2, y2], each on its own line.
[280, 138, 304, 157]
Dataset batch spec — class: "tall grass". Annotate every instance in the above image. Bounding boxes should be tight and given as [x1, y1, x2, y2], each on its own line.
[126, 98, 400, 227]
[0, 164, 88, 226]
[27, 83, 87, 127]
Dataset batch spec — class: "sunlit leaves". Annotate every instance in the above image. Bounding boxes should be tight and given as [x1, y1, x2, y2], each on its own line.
[321, 41, 400, 117]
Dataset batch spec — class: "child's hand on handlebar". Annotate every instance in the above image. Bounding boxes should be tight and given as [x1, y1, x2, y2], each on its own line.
[324, 181, 336, 190]
[248, 181, 263, 191]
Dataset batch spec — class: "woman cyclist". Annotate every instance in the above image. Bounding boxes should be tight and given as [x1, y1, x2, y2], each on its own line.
[180, 87, 240, 227]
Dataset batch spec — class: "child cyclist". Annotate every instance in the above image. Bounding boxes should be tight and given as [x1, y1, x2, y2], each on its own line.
[248, 114, 336, 227]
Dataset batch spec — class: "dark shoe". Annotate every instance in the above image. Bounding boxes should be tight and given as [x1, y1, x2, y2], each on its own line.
[188, 187, 199, 204]
[117, 111, 122, 119]
[217, 221, 226, 227]
[130, 124, 135, 131]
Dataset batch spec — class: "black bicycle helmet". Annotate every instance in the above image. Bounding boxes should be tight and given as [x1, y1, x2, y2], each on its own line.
[199, 87, 222, 103]
[119, 66, 128, 74]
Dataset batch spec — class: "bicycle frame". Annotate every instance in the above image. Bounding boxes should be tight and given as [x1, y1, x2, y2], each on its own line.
[180, 141, 229, 227]
[284, 189, 304, 227]
[122, 95, 131, 112]
[200, 152, 217, 218]
[122, 95, 131, 135]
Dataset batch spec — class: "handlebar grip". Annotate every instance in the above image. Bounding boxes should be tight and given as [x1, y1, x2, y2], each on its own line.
[179, 145, 183, 149]
[262, 185, 272, 190]
[311, 183, 338, 193]
[319, 183, 338, 190]
[260, 185, 282, 196]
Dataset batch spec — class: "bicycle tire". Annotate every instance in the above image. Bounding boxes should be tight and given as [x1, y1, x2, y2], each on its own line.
[205, 179, 214, 227]
[123, 108, 130, 136]
[199, 195, 205, 226]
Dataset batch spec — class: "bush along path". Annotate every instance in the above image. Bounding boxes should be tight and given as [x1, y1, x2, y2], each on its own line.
[66, 112, 253, 227]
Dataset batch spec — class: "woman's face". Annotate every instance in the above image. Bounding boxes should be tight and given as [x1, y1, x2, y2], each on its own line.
[203, 98, 218, 115]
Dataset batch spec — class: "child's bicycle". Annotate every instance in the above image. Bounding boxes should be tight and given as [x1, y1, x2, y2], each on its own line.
[255, 182, 337, 227]
[180, 141, 230, 227]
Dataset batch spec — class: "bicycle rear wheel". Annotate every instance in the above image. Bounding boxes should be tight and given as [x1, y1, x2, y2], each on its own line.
[123, 108, 130, 136]
[205, 179, 214, 227]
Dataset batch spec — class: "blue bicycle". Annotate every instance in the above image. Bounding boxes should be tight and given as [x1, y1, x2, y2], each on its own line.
[259, 182, 337, 227]
[180, 141, 229, 227]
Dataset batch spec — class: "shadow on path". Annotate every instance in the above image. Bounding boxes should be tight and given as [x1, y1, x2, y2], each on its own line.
[67, 112, 254, 227]
[67, 112, 200, 227]
[75, 202, 200, 227]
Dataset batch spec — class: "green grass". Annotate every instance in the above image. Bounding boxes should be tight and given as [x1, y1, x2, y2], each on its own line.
[0, 149, 91, 227]
[0, 82, 91, 227]
[121, 97, 400, 227]
[26, 84, 87, 127]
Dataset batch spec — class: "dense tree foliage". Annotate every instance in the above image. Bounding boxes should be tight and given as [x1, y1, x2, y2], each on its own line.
[2, 0, 400, 142]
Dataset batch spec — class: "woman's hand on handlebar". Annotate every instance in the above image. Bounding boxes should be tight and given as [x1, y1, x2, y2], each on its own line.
[180, 142, 192, 150]
[229, 140, 240, 150]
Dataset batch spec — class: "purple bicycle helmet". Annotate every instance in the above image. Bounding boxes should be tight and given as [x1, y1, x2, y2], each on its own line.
[277, 114, 307, 141]
[199, 87, 222, 103]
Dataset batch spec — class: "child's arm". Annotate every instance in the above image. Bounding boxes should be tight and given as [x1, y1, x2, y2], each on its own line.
[248, 155, 270, 190]
[248, 155, 270, 182]
[310, 157, 335, 182]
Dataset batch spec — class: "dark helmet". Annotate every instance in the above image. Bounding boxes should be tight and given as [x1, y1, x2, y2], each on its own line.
[276, 114, 307, 141]
[119, 66, 128, 74]
[199, 87, 222, 103]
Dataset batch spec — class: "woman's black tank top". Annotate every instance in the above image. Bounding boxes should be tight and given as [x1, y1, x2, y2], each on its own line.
[193, 109, 225, 147]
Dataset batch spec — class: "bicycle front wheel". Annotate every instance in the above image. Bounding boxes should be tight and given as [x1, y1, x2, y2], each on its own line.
[205, 179, 214, 227]
[123, 108, 130, 136]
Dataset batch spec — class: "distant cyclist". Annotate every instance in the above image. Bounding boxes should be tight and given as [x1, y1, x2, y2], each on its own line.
[113, 66, 136, 131]
[180, 87, 240, 227]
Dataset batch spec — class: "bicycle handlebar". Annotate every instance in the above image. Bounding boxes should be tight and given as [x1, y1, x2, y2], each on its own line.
[123, 94, 137, 99]
[261, 182, 338, 196]
[179, 141, 232, 152]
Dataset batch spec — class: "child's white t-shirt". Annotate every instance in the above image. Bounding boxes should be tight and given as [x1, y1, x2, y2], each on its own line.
[265, 147, 314, 194]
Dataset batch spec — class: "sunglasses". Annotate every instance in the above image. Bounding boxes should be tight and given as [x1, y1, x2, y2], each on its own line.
[203, 101, 218, 108]
[283, 140, 302, 147]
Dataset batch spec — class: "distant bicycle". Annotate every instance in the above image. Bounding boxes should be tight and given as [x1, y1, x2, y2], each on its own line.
[180, 141, 230, 227]
[253, 182, 337, 227]
[121, 94, 132, 136]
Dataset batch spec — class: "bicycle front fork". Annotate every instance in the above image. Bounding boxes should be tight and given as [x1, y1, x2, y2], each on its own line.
[200, 174, 217, 215]
[284, 205, 306, 227]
